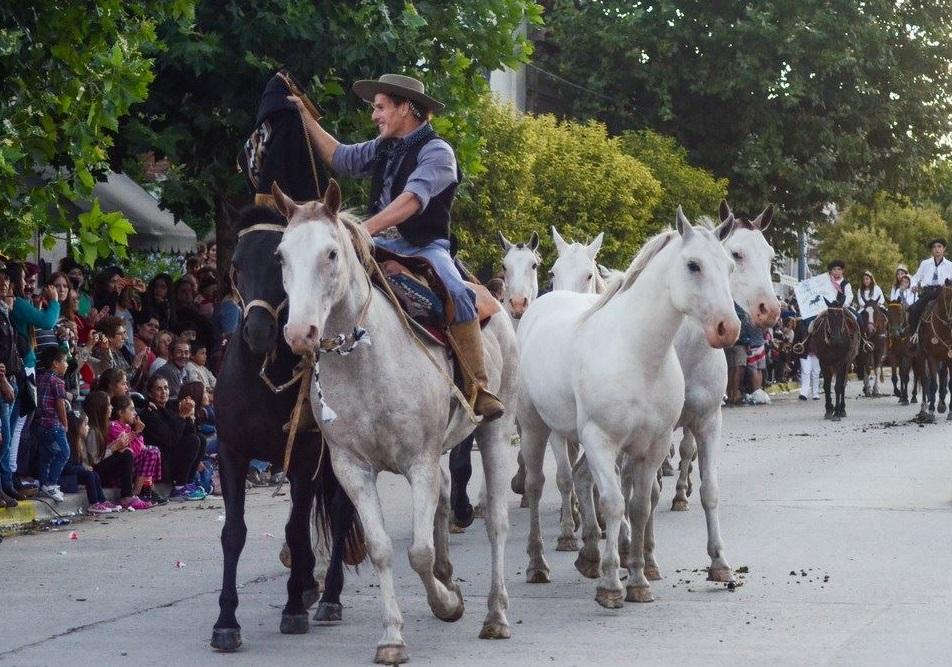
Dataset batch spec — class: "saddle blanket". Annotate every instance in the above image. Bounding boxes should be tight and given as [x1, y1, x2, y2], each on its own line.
[376, 252, 500, 346]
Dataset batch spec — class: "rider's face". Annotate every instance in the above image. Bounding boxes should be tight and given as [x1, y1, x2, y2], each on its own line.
[932, 243, 945, 260]
[830, 267, 843, 280]
[371, 94, 411, 140]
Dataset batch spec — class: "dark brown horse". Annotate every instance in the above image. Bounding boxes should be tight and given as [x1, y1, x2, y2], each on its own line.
[885, 300, 917, 405]
[914, 282, 952, 422]
[856, 299, 888, 396]
[812, 303, 861, 420]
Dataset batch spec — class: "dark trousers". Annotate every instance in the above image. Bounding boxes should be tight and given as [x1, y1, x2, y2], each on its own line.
[908, 286, 941, 333]
[61, 462, 106, 504]
[162, 434, 205, 486]
[94, 449, 134, 498]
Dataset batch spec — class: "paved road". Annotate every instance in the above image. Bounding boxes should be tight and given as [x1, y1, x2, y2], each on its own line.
[2, 383, 950, 666]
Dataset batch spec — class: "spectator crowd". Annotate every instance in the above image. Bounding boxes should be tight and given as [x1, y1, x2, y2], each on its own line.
[0, 242, 276, 514]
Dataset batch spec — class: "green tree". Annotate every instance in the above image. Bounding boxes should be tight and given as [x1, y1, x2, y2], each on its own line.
[536, 1, 952, 256]
[0, 1, 194, 263]
[815, 192, 947, 286]
[453, 101, 663, 273]
[117, 0, 543, 242]
[619, 130, 728, 227]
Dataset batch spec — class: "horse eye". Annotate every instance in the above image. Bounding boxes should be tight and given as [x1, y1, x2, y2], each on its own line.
[688, 261, 701, 273]
[587, 273, 593, 281]
[732, 251, 742, 261]
[328, 249, 338, 261]
[531, 263, 538, 270]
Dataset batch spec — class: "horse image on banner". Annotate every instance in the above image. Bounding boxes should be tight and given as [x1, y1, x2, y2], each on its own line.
[794, 274, 837, 319]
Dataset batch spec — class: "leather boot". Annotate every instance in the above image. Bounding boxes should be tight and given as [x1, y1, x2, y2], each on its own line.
[448, 319, 505, 422]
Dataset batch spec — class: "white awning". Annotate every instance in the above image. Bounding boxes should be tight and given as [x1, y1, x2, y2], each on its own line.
[77, 172, 197, 254]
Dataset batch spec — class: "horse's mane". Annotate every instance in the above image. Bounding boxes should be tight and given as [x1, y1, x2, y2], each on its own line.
[337, 209, 374, 271]
[579, 229, 678, 323]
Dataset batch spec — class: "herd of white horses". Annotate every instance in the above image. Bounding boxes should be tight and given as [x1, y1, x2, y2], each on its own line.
[271, 181, 780, 664]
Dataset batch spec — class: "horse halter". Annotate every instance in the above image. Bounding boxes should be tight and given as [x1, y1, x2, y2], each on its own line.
[233, 224, 289, 321]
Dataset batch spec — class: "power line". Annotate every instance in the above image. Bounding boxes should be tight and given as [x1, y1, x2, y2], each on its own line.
[525, 63, 616, 103]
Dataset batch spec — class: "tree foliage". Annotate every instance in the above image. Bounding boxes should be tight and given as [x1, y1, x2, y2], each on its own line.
[537, 1, 952, 256]
[118, 0, 542, 239]
[619, 129, 728, 228]
[815, 192, 949, 286]
[0, 0, 194, 262]
[453, 101, 663, 274]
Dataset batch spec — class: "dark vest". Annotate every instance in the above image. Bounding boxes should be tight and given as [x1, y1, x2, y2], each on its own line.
[368, 133, 461, 248]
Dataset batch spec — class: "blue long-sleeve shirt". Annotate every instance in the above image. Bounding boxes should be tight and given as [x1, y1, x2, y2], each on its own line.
[11, 297, 60, 369]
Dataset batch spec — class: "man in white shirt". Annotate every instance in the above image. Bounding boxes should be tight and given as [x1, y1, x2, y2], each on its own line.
[909, 238, 952, 340]
[827, 260, 853, 308]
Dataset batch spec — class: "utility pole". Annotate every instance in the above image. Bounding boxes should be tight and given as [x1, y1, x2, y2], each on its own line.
[797, 228, 807, 280]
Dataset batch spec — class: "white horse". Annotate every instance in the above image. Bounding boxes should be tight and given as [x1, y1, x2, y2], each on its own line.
[516, 209, 739, 606]
[667, 203, 780, 584]
[275, 181, 517, 664]
[498, 231, 541, 326]
[550, 227, 607, 293]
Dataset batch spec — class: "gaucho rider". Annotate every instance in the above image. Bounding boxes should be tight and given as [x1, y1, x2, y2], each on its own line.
[288, 74, 505, 421]
[908, 238, 952, 342]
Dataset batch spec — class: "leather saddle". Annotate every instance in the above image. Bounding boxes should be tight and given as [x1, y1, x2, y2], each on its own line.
[372, 247, 500, 347]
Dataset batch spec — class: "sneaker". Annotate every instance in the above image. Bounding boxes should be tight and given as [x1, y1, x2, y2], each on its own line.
[121, 496, 153, 511]
[103, 501, 121, 512]
[40, 485, 65, 502]
[170, 485, 207, 502]
[798, 395, 808, 401]
[140, 487, 168, 505]
[87, 502, 112, 515]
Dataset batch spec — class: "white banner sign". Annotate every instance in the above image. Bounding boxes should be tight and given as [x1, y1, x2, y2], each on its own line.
[794, 274, 837, 319]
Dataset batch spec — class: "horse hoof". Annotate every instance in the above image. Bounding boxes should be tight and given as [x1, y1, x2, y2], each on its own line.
[279, 543, 292, 569]
[660, 459, 675, 477]
[625, 585, 654, 603]
[526, 567, 551, 584]
[449, 522, 466, 534]
[519, 495, 529, 509]
[595, 586, 625, 609]
[302, 586, 321, 610]
[899, 398, 909, 406]
[510, 473, 525, 496]
[479, 621, 512, 640]
[313, 602, 343, 625]
[435, 592, 465, 623]
[707, 567, 735, 583]
[643, 565, 663, 581]
[374, 644, 409, 665]
[912, 397, 918, 404]
[574, 552, 601, 579]
[939, 403, 947, 414]
[280, 613, 309, 635]
[556, 535, 579, 552]
[671, 498, 689, 512]
[832, 414, 841, 422]
[210, 628, 242, 652]
[472, 503, 485, 519]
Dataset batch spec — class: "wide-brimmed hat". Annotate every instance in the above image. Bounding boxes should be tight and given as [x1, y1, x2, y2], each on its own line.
[928, 237, 947, 249]
[352, 74, 445, 113]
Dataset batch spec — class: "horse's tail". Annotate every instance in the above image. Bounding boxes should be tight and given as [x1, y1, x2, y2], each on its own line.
[313, 442, 367, 567]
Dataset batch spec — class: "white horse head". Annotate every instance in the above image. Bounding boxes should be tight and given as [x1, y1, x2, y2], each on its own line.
[670, 207, 741, 347]
[719, 201, 781, 328]
[497, 231, 541, 320]
[550, 227, 604, 293]
[273, 180, 367, 355]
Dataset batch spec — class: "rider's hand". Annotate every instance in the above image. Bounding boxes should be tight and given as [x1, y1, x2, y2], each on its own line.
[286, 95, 307, 116]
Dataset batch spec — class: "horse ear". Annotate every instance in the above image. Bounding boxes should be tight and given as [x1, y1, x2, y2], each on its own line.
[528, 231, 540, 251]
[676, 206, 694, 240]
[719, 200, 732, 223]
[323, 178, 342, 217]
[824, 297, 835, 307]
[497, 231, 513, 253]
[714, 214, 735, 242]
[586, 232, 604, 259]
[271, 182, 297, 220]
[552, 226, 568, 254]
[752, 204, 774, 231]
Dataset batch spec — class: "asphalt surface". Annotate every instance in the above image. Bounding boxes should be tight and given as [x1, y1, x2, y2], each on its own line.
[1, 382, 950, 666]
